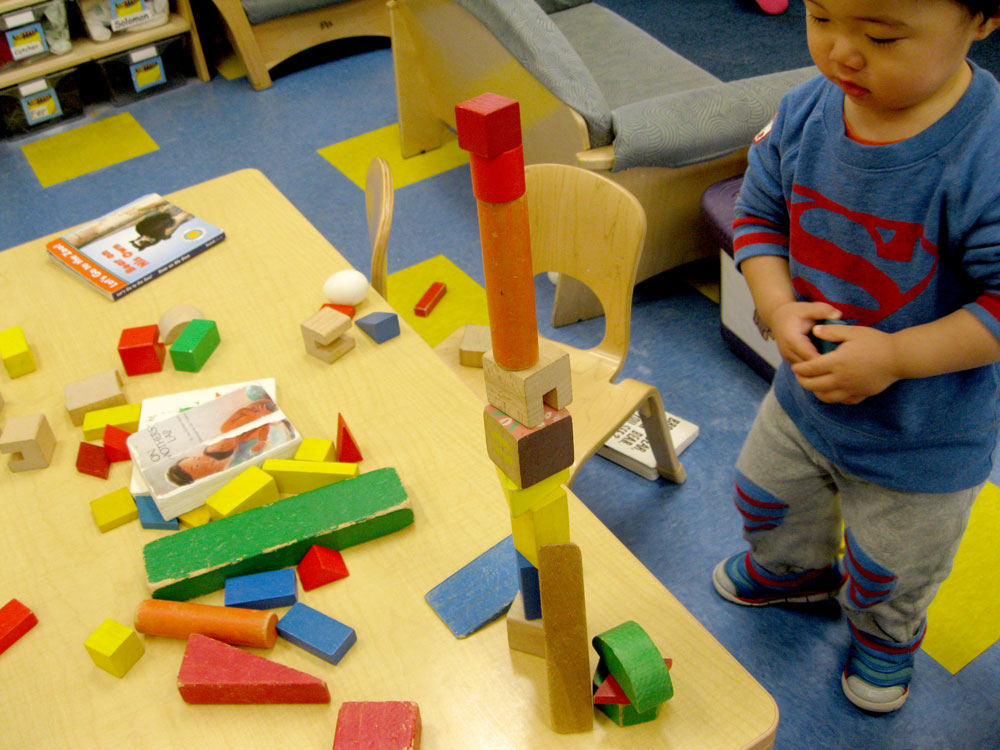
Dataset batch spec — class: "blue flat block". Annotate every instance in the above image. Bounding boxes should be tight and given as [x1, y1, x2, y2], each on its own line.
[277, 602, 356, 665]
[225, 568, 298, 609]
[516, 551, 541, 620]
[425, 536, 519, 638]
[136, 495, 180, 530]
[356, 312, 400, 343]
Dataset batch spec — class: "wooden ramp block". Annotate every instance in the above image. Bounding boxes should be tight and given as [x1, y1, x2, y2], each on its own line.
[261, 458, 358, 494]
[177, 634, 330, 704]
[538, 543, 592, 734]
[333, 700, 422, 750]
[144, 468, 412, 600]
[337, 413, 363, 463]
[0, 598, 38, 655]
[592, 621, 673, 714]
[297, 544, 349, 591]
[294, 437, 336, 462]
[0, 413, 56, 471]
[205, 465, 279, 519]
[134, 599, 277, 648]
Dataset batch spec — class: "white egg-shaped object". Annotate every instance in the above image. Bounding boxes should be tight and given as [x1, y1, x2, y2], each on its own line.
[323, 269, 369, 305]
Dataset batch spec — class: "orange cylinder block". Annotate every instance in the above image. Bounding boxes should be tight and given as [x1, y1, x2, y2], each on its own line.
[134, 599, 277, 648]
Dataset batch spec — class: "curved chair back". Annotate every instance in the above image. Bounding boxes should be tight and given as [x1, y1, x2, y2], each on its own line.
[367, 157, 394, 298]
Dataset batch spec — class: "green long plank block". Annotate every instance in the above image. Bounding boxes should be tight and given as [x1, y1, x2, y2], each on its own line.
[592, 621, 673, 714]
[144, 467, 411, 601]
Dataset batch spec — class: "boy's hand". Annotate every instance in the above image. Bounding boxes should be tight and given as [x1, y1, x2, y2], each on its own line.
[770, 301, 843, 364]
[791, 324, 900, 404]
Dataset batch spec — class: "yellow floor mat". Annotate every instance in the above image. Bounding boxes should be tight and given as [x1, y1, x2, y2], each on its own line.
[319, 123, 469, 190]
[22, 113, 158, 188]
[923, 481, 1000, 674]
[387, 254, 488, 348]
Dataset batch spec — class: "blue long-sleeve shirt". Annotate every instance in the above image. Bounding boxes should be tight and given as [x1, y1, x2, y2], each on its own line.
[733, 63, 1000, 492]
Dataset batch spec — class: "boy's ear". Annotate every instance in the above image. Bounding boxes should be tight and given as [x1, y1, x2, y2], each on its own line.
[975, 10, 1000, 40]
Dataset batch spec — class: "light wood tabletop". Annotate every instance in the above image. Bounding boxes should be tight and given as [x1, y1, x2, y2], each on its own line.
[0, 168, 777, 749]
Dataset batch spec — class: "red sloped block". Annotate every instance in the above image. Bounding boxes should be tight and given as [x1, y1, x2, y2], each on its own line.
[103, 424, 132, 462]
[0, 598, 38, 655]
[333, 701, 422, 749]
[336, 413, 363, 463]
[297, 544, 350, 592]
[177, 633, 329, 704]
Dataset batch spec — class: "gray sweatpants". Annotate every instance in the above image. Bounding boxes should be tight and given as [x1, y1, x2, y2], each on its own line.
[736, 389, 980, 645]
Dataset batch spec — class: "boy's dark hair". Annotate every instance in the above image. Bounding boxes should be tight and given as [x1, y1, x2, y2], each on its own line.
[956, 1, 1000, 18]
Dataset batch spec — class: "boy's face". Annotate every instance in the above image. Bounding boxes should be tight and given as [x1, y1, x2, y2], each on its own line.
[805, 0, 998, 132]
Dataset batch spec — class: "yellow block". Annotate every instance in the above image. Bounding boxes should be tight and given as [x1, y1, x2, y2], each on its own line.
[84, 619, 144, 678]
[295, 437, 336, 462]
[216, 52, 248, 81]
[388, 255, 490, 348]
[0, 325, 35, 378]
[90, 487, 138, 533]
[179, 505, 213, 528]
[22, 113, 158, 188]
[82, 403, 142, 440]
[318, 122, 469, 190]
[510, 490, 570, 568]
[261, 458, 359, 494]
[497, 466, 570, 518]
[205, 465, 279, 520]
[924, 481, 1000, 674]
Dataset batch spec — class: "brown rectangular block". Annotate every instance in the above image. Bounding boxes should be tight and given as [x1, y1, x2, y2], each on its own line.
[484, 404, 573, 488]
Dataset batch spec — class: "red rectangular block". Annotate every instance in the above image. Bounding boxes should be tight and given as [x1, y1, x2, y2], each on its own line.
[414, 282, 447, 317]
[118, 325, 165, 376]
[333, 701, 422, 749]
[0, 598, 38, 655]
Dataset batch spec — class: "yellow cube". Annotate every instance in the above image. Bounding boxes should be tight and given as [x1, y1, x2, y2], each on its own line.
[510, 489, 570, 567]
[496, 467, 569, 517]
[0, 326, 36, 378]
[90, 487, 138, 532]
[294, 438, 337, 462]
[205, 465, 278, 520]
[84, 619, 144, 678]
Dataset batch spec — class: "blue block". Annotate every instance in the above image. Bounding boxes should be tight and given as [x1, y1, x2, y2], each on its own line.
[356, 312, 400, 343]
[225, 568, 298, 609]
[516, 551, 541, 620]
[277, 602, 356, 665]
[425, 536, 519, 638]
[136, 495, 180, 530]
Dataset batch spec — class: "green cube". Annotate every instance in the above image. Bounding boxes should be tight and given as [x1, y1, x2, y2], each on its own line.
[169, 319, 220, 372]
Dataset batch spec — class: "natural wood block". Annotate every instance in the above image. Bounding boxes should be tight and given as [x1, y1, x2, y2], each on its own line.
[158, 304, 204, 344]
[134, 599, 277, 649]
[483, 340, 572, 428]
[592, 620, 673, 714]
[81, 403, 141, 440]
[0, 325, 36, 378]
[458, 324, 491, 368]
[261, 458, 359, 494]
[538, 543, 592, 734]
[84, 619, 144, 678]
[484, 405, 573, 488]
[506, 592, 545, 657]
[144, 468, 412, 600]
[302, 307, 353, 363]
[294, 438, 336, 462]
[205, 465, 279, 520]
[510, 487, 570, 568]
[0, 413, 56, 471]
[90, 487, 138, 532]
[333, 700, 422, 750]
[64, 369, 124, 426]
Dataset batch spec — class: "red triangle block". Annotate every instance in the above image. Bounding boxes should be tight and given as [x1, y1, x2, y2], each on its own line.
[177, 634, 330, 704]
[594, 658, 672, 705]
[297, 544, 350, 591]
[337, 413, 363, 463]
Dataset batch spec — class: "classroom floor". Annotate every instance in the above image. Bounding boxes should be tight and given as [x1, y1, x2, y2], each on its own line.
[2, 24, 999, 750]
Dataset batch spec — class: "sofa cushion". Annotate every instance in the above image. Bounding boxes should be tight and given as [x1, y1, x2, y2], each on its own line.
[242, 0, 354, 25]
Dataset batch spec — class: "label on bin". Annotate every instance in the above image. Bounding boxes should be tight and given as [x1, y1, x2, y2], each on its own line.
[130, 55, 166, 92]
[20, 87, 62, 125]
[6, 22, 48, 61]
[111, 0, 153, 31]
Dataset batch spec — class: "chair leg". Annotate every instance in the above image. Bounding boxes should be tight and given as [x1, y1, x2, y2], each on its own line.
[637, 388, 686, 484]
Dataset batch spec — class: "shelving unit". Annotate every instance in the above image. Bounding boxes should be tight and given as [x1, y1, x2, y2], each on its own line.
[0, 0, 208, 90]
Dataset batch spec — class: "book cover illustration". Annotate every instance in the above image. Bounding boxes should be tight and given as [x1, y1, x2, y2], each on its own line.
[127, 382, 300, 520]
[598, 411, 699, 481]
[46, 193, 225, 300]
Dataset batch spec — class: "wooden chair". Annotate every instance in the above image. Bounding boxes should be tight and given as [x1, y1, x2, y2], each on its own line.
[432, 163, 686, 488]
[366, 157, 393, 298]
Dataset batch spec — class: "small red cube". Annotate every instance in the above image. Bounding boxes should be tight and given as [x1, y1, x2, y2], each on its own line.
[76, 441, 110, 479]
[118, 325, 165, 376]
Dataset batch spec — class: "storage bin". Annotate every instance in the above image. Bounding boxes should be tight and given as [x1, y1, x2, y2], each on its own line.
[0, 0, 71, 68]
[75, 0, 169, 43]
[96, 32, 190, 105]
[0, 64, 83, 135]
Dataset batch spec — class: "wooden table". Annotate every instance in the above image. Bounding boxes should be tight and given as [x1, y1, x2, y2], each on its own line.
[0, 169, 777, 749]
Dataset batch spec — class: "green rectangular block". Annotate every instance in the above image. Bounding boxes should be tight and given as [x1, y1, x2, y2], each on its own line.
[144, 467, 412, 600]
[169, 319, 220, 372]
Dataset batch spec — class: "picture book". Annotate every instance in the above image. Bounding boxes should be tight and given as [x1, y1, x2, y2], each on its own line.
[127, 380, 300, 521]
[46, 194, 225, 300]
[597, 410, 699, 481]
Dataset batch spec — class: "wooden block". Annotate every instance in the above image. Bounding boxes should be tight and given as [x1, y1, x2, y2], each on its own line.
[0, 598, 38, 656]
[425, 536, 519, 639]
[455, 92, 522, 158]
[593, 658, 672, 706]
[484, 405, 573, 488]
[0, 325, 36, 378]
[277, 602, 356, 665]
[322, 303, 356, 319]
[65, 369, 125, 426]
[297, 544, 349, 591]
[261, 458, 358, 494]
[333, 701, 422, 750]
[506, 592, 545, 658]
[177, 634, 329, 704]
[118, 325, 165, 375]
[102, 423, 132, 462]
[135, 599, 277, 648]
[158, 304, 204, 344]
[414, 281, 447, 317]
[294, 437, 336, 462]
[302, 307, 353, 363]
[517, 551, 541, 620]
[483, 340, 572, 428]
[82, 402, 141, 440]
[226, 568, 298, 609]
[510, 488, 570, 568]
[84, 619, 144, 678]
[144, 468, 412, 600]
[0, 413, 56, 471]
[178, 505, 212, 528]
[356, 311, 400, 343]
[90, 487, 138, 532]
[496, 467, 570, 517]
[206, 465, 279, 519]
[169, 319, 221, 372]
[136, 495, 180, 530]
[538, 543, 592, 734]
[76, 441, 110, 479]
[336, 413, 363, 462]
[458, 324, 491, 368]
[591, 621, 673, 714]
[592, 659, 660, 726]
